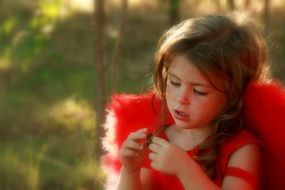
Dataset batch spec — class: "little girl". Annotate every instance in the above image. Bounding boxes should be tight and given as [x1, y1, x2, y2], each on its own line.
[103, 12, 274, 190]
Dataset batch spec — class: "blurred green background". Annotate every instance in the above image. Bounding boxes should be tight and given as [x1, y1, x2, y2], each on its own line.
[0, 0, 284, 189]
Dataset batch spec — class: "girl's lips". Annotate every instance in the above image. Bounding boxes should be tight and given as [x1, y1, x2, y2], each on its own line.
[173, 109, 190, 121]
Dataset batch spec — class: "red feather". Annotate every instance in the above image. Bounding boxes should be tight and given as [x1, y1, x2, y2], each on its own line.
[244, 82, 285, 190]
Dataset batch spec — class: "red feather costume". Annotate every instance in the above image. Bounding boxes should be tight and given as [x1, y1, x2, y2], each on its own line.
[102, 81, 285, 190]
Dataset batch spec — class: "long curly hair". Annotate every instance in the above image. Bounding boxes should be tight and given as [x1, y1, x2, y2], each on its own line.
[153, 11, 270, 178]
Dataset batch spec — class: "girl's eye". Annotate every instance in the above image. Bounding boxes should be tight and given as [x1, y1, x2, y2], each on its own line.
[193, 88, 208, 96]
[170, 81, 181, 87]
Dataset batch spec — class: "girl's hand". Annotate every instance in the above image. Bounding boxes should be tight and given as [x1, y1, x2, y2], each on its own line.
[119, 128, 148, 173]
[148, 137, 190, 175]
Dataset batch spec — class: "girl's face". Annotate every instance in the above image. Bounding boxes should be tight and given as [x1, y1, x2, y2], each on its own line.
[166, 55, 227, 129]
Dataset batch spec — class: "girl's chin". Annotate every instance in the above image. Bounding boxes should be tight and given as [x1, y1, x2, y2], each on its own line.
[173, 119, 203, 129]
[174, 120, 192, 129]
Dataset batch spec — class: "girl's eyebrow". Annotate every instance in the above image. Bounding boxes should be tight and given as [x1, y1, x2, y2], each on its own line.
[168, 72, 212, 88]
[168, 72, 181, 81]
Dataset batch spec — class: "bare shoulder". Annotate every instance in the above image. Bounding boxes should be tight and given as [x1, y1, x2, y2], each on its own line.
[228, 144, 260, 171]
[141, 168, 152, 190]
[222, 144, 260, 190]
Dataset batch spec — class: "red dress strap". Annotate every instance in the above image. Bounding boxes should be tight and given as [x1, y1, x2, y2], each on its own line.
[226, 167, 257, 189]
[215, 130, 259, 186]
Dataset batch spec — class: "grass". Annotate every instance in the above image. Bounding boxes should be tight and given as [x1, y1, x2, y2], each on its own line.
[0, 0, 285, 189]
[0, 134, 103, 190]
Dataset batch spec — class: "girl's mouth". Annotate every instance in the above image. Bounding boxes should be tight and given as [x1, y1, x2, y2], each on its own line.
[174, 109, 190, 121]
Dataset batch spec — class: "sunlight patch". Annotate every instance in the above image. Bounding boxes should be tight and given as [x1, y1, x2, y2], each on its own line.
[0, 53, 12, 71]
[48, 97, 95, 132]
[63, 0, 93, 13]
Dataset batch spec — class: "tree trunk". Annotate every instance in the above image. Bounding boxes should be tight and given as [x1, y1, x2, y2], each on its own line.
[111, 0, 128, 93]
[227, 0, 235, 11]
[263, 0, 270, 22]
[94, 0, 106, 159]
[169, 0, 181, 25]
[244, 0, 251, 9]
[213, 0, 222, 11]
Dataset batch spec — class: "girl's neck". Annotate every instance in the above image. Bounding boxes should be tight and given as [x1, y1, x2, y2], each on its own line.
[165, 124, 213, 151]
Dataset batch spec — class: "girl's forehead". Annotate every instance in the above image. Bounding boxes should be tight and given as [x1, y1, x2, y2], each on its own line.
[168, 55, 226, 90]
[168, 56, 209, 83]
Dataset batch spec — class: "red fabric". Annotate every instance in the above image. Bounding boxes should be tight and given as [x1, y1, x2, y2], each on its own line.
[243, 81, 285, 190]
[102, 81, 285, 190]
[226, 167, 257, 189]
[215, 130, 259, 186]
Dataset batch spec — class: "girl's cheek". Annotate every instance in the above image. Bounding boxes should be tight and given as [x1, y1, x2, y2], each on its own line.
[165, 84, 171, 96]
[166, 83, 176, 93]
[166, 87, 174, 99]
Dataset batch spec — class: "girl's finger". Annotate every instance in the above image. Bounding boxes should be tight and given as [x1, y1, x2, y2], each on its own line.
[125, 140, 143, 151]
[128, 128, 147, 140]
[121, 149, 140, 157]
[148, 143, 160, 153]
[150, 160, 161, 171]
[152, 137, 168, 146]
[148, 152, 157, 161]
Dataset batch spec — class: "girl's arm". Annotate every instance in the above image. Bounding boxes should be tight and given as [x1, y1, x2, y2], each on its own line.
[221, 144, 260, 190]
[116, 168, 151, 190]
[175, 154, 220, 190]
[116, 128, 152, 190]
[177, 144, 260, 190]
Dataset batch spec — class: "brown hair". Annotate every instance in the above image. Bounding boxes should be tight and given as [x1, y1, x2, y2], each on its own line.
[153, 11, 269, 178]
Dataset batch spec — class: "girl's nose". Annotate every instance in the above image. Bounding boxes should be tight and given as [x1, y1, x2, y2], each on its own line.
[178, 90, 190, 105]
[179, 97, 190, 105]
